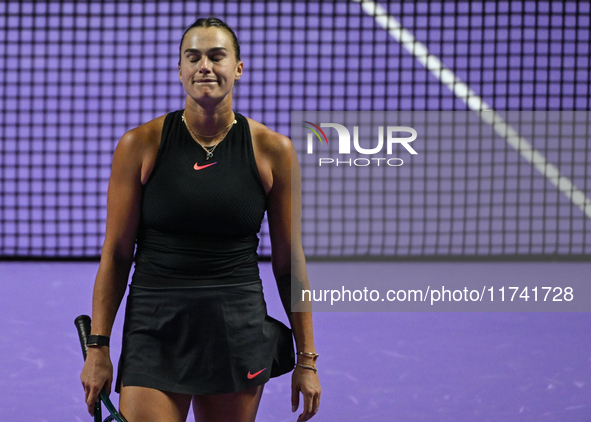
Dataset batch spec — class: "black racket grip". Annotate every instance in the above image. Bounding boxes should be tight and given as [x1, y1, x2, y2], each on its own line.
[75, 315, 103, 421]
[75, 315, 128, 422]
[75, 314, 91, 360]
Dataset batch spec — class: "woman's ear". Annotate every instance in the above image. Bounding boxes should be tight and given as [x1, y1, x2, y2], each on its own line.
[235, 61, 244, 81]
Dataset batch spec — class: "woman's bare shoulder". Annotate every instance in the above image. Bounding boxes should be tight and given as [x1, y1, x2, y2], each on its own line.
[119, 113, 168, 152]
[115, 113, 168, 184]
[245, 116, 292, 158]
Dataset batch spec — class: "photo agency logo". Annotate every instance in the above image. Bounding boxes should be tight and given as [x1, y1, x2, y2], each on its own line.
[302, 120, 418, 167]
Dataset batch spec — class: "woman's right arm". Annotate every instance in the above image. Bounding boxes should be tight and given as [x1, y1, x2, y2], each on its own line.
[80, 126, 154, 416]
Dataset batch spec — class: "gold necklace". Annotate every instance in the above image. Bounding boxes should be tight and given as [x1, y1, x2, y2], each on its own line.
[182, 112, 237, 160]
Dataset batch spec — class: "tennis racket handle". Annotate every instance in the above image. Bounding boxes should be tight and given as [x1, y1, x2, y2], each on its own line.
[74, 314, 92, 360]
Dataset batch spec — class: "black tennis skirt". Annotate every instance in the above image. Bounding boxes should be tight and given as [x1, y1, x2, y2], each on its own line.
[115, 277, 294, 395]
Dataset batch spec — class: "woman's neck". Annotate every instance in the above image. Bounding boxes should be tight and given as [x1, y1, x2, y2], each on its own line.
[183, 99, 235, 137]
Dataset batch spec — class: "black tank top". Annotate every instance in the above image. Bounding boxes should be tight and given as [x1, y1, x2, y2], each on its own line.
[133, 110, 267, 282]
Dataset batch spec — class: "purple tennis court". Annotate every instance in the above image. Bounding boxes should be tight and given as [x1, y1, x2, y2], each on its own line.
[1, 1, 591, 421]
[1, 261, 590, 421]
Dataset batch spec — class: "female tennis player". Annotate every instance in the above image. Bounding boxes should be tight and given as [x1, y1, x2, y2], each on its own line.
[80, 17, 320, 422]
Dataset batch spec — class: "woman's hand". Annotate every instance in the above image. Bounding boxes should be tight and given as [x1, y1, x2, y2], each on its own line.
[291, 365, 321, 421]
[80, 346, 113, 416]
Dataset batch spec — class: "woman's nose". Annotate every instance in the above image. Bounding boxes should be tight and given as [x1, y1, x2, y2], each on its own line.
[198, 57, 211, 73]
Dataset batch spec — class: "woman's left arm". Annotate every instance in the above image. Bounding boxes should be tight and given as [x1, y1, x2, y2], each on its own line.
[266, 135, 321, 422]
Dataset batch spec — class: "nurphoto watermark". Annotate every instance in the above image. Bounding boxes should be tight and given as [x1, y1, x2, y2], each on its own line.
[294, 111, 420, 167]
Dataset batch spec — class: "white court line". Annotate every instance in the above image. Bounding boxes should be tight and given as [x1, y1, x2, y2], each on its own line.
[354, 0, 591, 219]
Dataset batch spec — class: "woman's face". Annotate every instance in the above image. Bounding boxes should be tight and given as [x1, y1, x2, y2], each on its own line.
[178, 26, 243, 105]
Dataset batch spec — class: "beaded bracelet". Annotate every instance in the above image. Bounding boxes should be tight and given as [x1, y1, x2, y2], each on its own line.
[295, 363, 318, 373]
